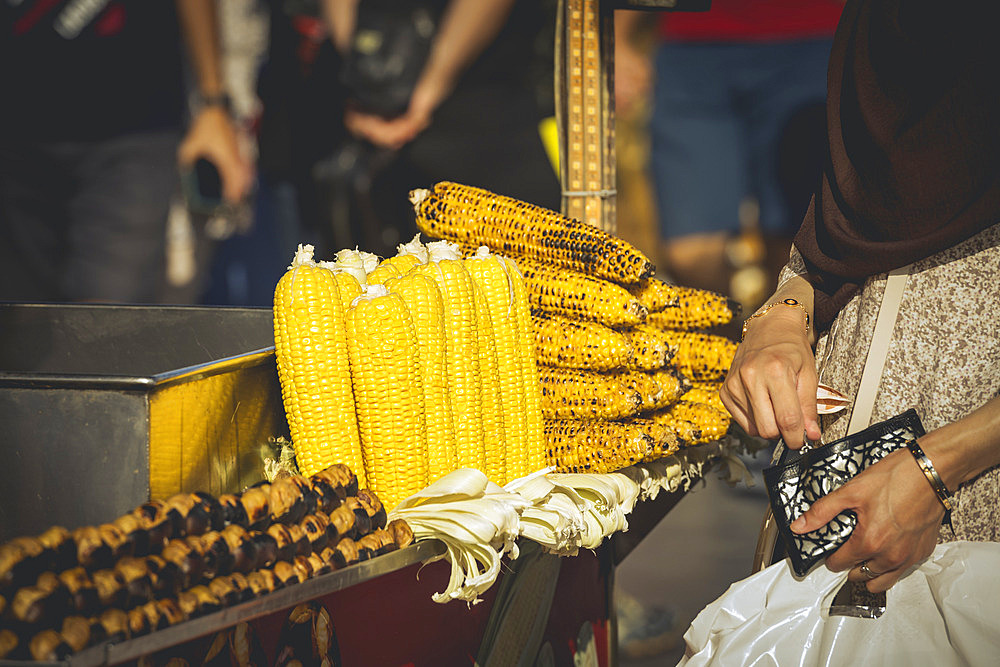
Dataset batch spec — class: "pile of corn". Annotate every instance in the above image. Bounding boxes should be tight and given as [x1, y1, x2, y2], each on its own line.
[272, 236, 548, 509]
[413, 181, 737, 475]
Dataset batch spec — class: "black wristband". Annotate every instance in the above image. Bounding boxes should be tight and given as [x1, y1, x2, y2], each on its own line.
[200, 92, 232, 113]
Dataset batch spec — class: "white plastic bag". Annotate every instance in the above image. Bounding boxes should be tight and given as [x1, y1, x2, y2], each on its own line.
[679, 541, 1000, 666]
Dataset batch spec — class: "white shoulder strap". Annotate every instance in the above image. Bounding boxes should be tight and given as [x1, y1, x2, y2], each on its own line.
[845, 264, 912, 435]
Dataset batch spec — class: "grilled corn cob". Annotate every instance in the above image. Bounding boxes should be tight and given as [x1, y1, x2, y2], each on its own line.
[345, 287, 429, 509]
[630, 418, 682, 461]
[414, 259, 485, 470]
[470, 278, 506, 482]
[662, 400, 731, 444]
[273, 245, 365, 482]
[505, 257, 546, 475]
[681, 382, 726, 413]
[384, 271, 457, 484]
[538, 368, 644, 420]
[658, 330, 737, 381]
[411, 181, 654, 284]
[646, 409, 701, 447]
[623, 324, 674, 371]
[647, 367, 691, 410]
[532, 313, 631, 371]
[514, 257, 647, 327]
[466, 249, 527, 484]
[627, 277, 682, 312]
[544, 420, 655, 474]
[644, 286, 740, 330]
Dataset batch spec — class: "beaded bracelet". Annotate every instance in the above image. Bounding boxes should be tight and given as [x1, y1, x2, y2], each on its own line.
[741, 298, 811, 342]
[906, 439, 955, 511]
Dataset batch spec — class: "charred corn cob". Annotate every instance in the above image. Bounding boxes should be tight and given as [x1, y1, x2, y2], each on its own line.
[273, 245, 365, 483]
[384, 271, 457, 484]
[514, 257, 647, 327]
[414, 260, 485, 471]
[345, 287, 429, 509]
[630, 418, 682, 461]
[544, 420, 655, 474]
[681, 382, 726, 413]
[617, 370, 665, 412]
[662, 400, 731, 444]
[627, 277, 682, 312]
[538, 368, 644, 420]
[505, 257, 546, 475]
[470, 278, 506, 482]
[647, 409, 701, 447]
[623, 324, 674, 371]
[532, 313, 631, 371]
[647, 367, 691, 410]
[658, 330, 737, 381]
[466, 249, 527, 484]
[644, 286, 740, 330]
[411, 181, 654, 284]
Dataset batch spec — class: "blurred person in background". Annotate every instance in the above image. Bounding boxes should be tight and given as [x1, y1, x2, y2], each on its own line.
[615, 1, 841, 308]
[322, 0, 559, 258]
[0, 0, 252, 303]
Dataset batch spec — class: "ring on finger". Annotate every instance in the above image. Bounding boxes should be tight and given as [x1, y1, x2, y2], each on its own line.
[858, 560, 881, 581]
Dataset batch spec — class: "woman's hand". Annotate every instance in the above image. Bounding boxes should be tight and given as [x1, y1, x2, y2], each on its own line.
[177, 107, 253, 205]
[791, 447, 944, 593]
[721, 281, 820, 449]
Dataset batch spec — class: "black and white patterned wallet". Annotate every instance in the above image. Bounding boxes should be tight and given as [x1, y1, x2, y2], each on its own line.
[763, 409, 925, 577]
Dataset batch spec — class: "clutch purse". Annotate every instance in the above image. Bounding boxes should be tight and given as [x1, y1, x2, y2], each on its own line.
[763, 409, 925, 577]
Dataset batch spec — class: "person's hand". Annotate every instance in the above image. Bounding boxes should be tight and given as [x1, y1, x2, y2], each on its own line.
[721, 307, 820, 449]
[345, 79, 441, 151]
[790, 446, 945, 592]
[177, 107, 254, 205]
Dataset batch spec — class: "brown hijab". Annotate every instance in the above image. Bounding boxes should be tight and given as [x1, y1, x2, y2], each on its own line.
[795, 0, 1000, 329]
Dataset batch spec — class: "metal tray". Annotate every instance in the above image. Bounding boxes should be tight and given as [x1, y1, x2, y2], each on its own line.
[0, 304, 288, 541]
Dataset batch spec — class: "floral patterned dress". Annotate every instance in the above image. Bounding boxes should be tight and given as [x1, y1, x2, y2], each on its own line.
[779, 223, 1000, 542]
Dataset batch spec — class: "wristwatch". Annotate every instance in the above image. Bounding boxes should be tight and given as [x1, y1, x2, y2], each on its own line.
[199, 92, 233, 114]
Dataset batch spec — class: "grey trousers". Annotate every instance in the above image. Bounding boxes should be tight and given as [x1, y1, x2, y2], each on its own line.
[0, 130, 180, 303]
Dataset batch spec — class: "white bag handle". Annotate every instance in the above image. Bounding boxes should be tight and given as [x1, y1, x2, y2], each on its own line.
[845, 264, 912, 436]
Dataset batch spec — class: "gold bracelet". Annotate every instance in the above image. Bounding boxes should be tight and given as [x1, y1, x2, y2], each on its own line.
[906, 439, 955, 511]
[741, 298, 811, 342]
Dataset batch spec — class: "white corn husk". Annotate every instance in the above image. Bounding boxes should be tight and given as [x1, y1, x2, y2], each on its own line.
[390, 468, 529, 604]
[397, 233, 430, 264]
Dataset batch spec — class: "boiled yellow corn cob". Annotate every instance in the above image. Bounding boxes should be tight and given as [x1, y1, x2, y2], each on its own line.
[273, 245, 365, 483]
[681, 383, 726, 413]
[630, 418, 682, 461]
[331, 270, 363, 311]
[345, 287, 429, 509]
[414, 259, 485, 471]
[657, 330, 737, 381]
[469, 278, 507, 483]
[366, 261, 402, 286]
[505, 257, 546, 475]
[465, 250, 528, 485]
[514, 257, 647, 327]
[623, 324, 674, 371]
[410, 181, 655, 284]
[644, 286, 740, 330]
[380, 251, 423, 276]
[538, 368, 644, 420]
[532, 313, 631, 371]
[661, 400, 731, 444]
[544, 419, 655, 474]
[384, 271, 457, 484]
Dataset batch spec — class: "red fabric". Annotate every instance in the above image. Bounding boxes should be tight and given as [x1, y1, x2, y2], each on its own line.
[659, 0, 843, 43]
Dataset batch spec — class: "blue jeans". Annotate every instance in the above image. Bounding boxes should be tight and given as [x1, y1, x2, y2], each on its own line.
[649, 39, 833, 240]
